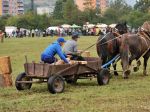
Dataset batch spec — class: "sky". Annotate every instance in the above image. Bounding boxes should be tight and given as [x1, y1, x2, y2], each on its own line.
[125, 0, 137, 6]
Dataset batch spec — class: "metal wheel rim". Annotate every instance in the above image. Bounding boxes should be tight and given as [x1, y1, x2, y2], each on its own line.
[21, 77, 31, 89]
[53, 77, 63, 92]
[102, 75, 109, 84]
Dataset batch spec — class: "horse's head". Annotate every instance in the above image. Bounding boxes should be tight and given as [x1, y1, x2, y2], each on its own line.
[141, 21, 150, 34]
[115, 22, 128, 35]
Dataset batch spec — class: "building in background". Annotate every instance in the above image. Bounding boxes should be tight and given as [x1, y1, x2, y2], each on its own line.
[16, 0, 24, 15]
[0, 0, 9, 16]
[37, 6, 51, 15]
[0, 0, 2, 15]
[99, 0, 109, 13]
[75, 0, 96, 11]
[24, 0, 56, 13]
[0, 0, 24, 16]
[75, 0, 109, 13]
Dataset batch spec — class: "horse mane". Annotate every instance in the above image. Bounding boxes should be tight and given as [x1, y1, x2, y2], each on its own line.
[115, 22, 128, 34]
[141, 21, 150, 32]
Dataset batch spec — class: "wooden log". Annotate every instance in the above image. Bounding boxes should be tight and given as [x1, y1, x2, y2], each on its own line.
[0, 75, 5, 87]
[0, 56, 12, 74]
[3, 73, 13, 87]
[53, 58, 70, 65]
[55, 60, 65, 65]
[69, 61, 87, 65]
[0, 33, 4, 43]
[83, 51, 90, 57]
[0, 56, 13, 87]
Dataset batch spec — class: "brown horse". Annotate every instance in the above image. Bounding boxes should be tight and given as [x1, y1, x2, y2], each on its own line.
[97, 22, 128, 76]
[120, 21, 150, 78]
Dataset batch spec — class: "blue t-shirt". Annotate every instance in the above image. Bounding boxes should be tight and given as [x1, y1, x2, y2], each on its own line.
[41, 42, 68, 63]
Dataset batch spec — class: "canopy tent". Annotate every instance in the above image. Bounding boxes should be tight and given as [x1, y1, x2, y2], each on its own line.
[109, 24, 116, 28]
[85, 24, 95, 28]
[47, 26, 59, 31]
[96, 23, 107, 28]
[61, 24, 71, 28]
[109, 24, 131, 29]
[71, 24, 81, 28]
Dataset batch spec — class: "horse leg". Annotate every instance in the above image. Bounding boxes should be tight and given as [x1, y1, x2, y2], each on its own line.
[129, 54, 139, 72]
[143, 56, 149, 76]
[122, 55, 137, 79]
[113, 63, 119, 76]
[133, 59, 141, 72]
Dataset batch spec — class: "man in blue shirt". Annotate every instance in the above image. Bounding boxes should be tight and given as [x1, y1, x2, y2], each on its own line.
[41, 37, 69, 64]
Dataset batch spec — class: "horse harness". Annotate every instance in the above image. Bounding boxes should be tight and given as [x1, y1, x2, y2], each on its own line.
[136, 30, 150, 62]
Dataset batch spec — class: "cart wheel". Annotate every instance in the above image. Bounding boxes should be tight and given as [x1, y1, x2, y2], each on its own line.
[47, 75, 65, 94]
[15, 72, 32, 90]
[97, 69, 110, 85]
[66, 76, 78, 84]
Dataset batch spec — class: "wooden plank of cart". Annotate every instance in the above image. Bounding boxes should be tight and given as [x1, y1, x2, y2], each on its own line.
[15, 57, 110, 94]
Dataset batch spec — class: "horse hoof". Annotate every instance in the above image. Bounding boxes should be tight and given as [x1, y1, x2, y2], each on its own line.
[123, 76, 129, 79]
[114, 72, 119, 76]
[137, 61, 141, 66]
[143, 71, 148, 76]
[124, 70, 131, 75]
[133, 67, 139, 72]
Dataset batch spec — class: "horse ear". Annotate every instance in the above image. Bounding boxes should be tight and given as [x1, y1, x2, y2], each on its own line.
[124, 21, 127, 26]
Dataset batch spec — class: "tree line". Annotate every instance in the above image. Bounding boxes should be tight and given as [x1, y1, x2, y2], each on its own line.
[0, 0, 149, 31]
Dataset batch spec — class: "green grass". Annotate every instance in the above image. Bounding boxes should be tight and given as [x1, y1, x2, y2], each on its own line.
[0, 36, 150, 112]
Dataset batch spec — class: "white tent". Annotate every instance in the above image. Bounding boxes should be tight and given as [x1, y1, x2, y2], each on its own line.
[5, 26, 17, 35]
[47, 26, 59, 31]
[109, 24, 116, 28]
[61, 24, 71, 28]
[84, 24, 95, 28]
[96, 23, 107, 28]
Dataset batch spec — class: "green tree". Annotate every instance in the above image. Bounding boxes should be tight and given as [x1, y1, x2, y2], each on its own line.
[0, 15, 10, 30]
[63, 0, 79, 24]
[134, 0, 150, 13]
[103, 0, 132, 24]
[125, 10, 144, 28]
[53, 0, 64, 19]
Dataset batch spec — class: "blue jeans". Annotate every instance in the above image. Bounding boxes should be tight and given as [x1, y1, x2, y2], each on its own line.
[41, 54, 57, 64]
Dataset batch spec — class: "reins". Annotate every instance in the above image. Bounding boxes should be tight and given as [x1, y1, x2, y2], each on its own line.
[80, 32, 121, 54]
[80, 32, 110, 54]
[98, 35, 121, 46]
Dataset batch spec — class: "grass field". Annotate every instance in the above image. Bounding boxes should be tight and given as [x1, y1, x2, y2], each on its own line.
[0, 36, 150, 112]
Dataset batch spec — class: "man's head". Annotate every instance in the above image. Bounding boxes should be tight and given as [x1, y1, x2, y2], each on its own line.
[57, 37, 66, 46]
[72, 32, 79, 41]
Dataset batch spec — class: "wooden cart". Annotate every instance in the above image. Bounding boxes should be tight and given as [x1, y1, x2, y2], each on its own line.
[15, 57, 110, 94]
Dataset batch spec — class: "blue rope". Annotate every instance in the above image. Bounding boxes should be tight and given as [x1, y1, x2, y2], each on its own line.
[101, 54, 120, 68]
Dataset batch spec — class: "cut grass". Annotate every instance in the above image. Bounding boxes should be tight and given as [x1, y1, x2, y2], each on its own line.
[0, 36, 150, 112]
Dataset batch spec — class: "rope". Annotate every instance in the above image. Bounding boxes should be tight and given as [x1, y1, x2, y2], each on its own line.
[136, 47, 150, 62]
[99, 35, 121, 46]
[80, 32, 111, 54]
[80, 32, 121, 55]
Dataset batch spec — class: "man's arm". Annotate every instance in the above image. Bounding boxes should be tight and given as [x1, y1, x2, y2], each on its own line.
[56, 45, 69, 63]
